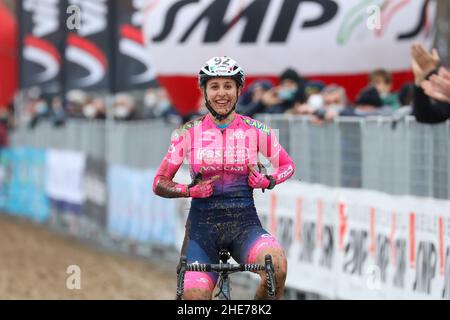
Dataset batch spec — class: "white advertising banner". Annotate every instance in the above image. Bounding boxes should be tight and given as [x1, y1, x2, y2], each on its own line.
[45, 149, 86, 204]
[142, 0, 436, 115]
[143, 0, 436, 76]
[254, 181, 450, 300]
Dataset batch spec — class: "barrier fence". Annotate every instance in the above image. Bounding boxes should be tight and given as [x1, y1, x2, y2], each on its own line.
[4, 115, 450, 299]
[12, 116, 450, 199]
[257, 115, 450, 199]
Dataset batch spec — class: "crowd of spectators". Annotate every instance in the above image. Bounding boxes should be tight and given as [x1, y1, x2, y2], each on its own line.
[238, 66, 416, 126]
[21, 86, 180, 128]
[17, 43, 450, 129]
[237, 43, 450, 126]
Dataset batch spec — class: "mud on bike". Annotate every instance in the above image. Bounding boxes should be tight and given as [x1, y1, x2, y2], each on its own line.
[176, 248, 276, 300]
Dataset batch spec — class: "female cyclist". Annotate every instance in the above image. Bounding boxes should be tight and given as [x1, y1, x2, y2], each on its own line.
[153, 56, 296, 300]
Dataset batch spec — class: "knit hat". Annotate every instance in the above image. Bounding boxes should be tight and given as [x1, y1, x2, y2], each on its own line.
[280, 68, 301, 84]
[355, 86, 382, 107]
[251, 79, 274, 91]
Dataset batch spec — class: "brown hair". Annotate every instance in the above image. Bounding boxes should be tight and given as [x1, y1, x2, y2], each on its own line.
[369, 69, 392, 85]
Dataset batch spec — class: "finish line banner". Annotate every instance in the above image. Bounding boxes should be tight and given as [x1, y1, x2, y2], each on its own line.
[254, 181, 450, 300]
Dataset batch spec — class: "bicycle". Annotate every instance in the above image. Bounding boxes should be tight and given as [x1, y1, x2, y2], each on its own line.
[175, 248, 276, 300]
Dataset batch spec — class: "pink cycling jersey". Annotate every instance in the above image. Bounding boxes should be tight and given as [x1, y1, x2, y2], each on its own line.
[153, 113, 295, 198]
[153, 113, 295, 293]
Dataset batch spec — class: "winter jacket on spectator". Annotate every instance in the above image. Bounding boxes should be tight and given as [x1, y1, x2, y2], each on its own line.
[413, 85, 450, 123]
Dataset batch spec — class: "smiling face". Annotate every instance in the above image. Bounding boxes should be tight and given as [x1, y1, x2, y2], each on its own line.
[205, 77, 241, 115]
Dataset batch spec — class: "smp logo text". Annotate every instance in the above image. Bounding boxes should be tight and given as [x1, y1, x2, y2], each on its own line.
[148, 0, 427, 44]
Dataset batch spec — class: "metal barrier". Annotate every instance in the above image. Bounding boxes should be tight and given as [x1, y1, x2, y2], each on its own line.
[11, 119, 178, 168]
[257, 114, 450, 200]
[10, 115, 450, 199]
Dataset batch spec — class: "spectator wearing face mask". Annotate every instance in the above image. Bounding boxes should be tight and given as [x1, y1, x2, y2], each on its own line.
[114, 93, 138, 121]
[340, 86, 393, 117]
[237, 79, 273, 117]
[295, 80, 327, 117]
[66, 90, 87, 118]
[261, 68, 307, 114]
[304, 80, 325, 101]
[82, 97, 106, 120]
[27, 95, 50, 128]
[308, 84, 349, 124]
[369, 69, 400, 110]
[142, 87, 180, 122]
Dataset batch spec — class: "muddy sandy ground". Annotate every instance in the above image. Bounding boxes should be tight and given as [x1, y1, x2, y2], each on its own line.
[0, 214, 179, 299]
[0, 215, 254, 300]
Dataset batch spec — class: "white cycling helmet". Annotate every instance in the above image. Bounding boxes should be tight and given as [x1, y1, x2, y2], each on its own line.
[198, 56, 245, 88]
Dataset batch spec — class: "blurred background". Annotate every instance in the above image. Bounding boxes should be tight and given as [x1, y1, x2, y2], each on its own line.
[1, 0, 450, 300]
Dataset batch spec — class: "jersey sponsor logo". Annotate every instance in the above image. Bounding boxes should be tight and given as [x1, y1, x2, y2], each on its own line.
[278, 165, 294, 180]
[200, 165, 245, 172]
[202, 130, 219, 142]
[224, 165, 244, 172]
[200, 165, 221, 172]
[168, 143, 176, 154]
[233, 130, 245, 140]
[242, 118, 271, 135]
[227, 148, 250, 163]
[273, 138, 279, 148]
[197, 149, 221, 162]
[182, 119, 202, 131]
[196, 147, 250, 163]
